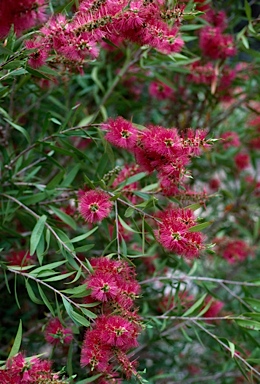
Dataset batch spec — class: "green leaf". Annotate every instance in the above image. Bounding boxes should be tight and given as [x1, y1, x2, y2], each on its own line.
[20, 193, 47, 205]
[183, 293, 207, 317]
[244, 0, 252, 20]
[62, 285, 88, 297]
[80, 306, 97, 319]
[70, 310, 90, 327]
[30, 215, 47, 256]
[25, 280, 43, 305]
[4, 119, 30, 143]
[228, 340, 236, 358]
[8, 320, 22, 358]
[185, 203, 201, 211]
[71, 227, 98, 243]
[60, 164, 81, 187]
[236, 319, 260, 331]
[43, 271, 75, 282]
[91, 66, 105, 93]
[50, 205, 77, 230]
[118, 216, 139, 233]
[115, 172, 147, 189]
[0, 44, 13, 55]
[46, 171, 65, 190]
[38, 284, 55, 316]
[244, 298, 260, 312]
[31, 260, 66, 275]
[36, 231, 45, 265]
[74, 244, 94, 253]
[62, 296, 73, 317]
[188, 222, 211, 232]
[124, 207, 135, 218]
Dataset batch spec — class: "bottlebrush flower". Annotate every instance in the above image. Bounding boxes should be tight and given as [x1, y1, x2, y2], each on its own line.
[234, 152, 250, 170]
[221, 131, 241, 149]
[45, 318, 73, 345]
[149, 81, 175, 100]
[199, 27, 236, 60]
[0, 352, 65, 383]
[0, 0, 47, 39]
[214, 237, 254, 264]
[78, 189, 112, 223]
[101, 315, 139, 349]
[6, 250, 34, 266]
[156, 208, 205, 258]
[188, 61, 216, 86]
[102, 117, 138, 150]
[87, 272, 119, 302]
[81, 257, 142, 379]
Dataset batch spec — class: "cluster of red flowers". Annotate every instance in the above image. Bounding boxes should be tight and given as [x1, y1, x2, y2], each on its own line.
[149, 80, 175, 101]
[78, 189, 113, 223]
[199, 9, 236, 60]
[156, 207, 205, 258]
[214, 237, 254, 264]
[186, 6, 238, 101]
[44, 318, 73, 346]
[6, 250, 34, 266]
[247, 115, 260, 150]
[0, 353, 66, 384]
[234, 152, 250, 171]
[26, 0, 184, 70]
[220, 131, 241, 149]
[81, 257, 142, 382]
[103, 116, 211, 196]
[0, 0, 47, 39]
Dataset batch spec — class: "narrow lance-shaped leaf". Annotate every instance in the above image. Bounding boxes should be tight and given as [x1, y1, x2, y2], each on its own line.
[50, 205, 77, 230]
[37, 284, 55, 316]
[8, 320, 22, 358]
[30, 215, 47, 256]
[183, 293, 207, 317]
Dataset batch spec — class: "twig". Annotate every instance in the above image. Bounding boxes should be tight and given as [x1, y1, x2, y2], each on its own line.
[140, 275, 260, 287]
[8, 267, 82, 310]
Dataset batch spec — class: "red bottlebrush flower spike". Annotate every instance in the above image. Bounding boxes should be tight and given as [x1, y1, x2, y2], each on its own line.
[0, 352, 65, 383]
[234, 152, 250, 171]
[199, 27, 237, 60]
[6, 250, 34, 266]
[45, 318, 73, 345]
[78, 189, 113, 223]
[102, 117, 138, 150]
[156, 207, 205, 258]
[0, 1, 47, 39]
[221, 131, 241, 149]
[87, 272, 119, 302]
[149, 81, 175, 100]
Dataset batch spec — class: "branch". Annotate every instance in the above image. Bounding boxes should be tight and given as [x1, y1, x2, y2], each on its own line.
[140, 275, 260, 287]
[8, 267, 82, 310]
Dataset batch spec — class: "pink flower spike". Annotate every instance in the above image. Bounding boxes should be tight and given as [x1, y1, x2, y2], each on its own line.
[102, 117, 138, 150]
[79, 189, 113, 223]
[45, 318, 73, 345]
[88, 272, 119, 302]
